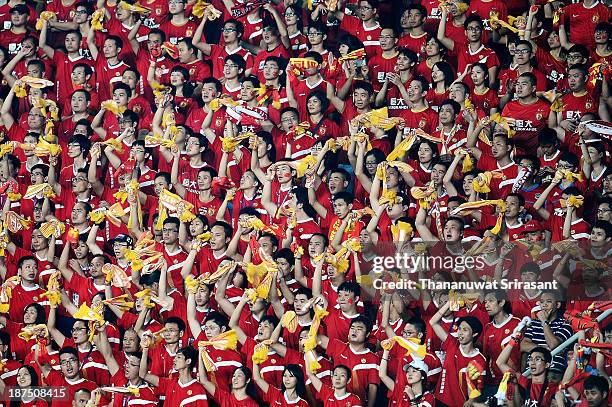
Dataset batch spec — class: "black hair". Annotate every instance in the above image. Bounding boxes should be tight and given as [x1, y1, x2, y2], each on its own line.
[530, 346, 552, 364]
[464, 14, 483, 30]
[584, 375, 610, 396]
[225, 54, 247, 72]
[470, 62, 490, 87]
[211, 221, 233, 241]
[592, 220, 612, 239]
[282, 364, 306, 397]
[338, 281, 360, 298]
[224, 19, 244, 37]
[165, 316, 186, 333]
[483, 289, 513, 315]
[398, 47, 418, 64]
[518, 72, 537, 87]
[440, 99, 461, 116]
[433, 61, 455, 88]
[538, 127, 558, 146]
[520, 261, 541, 274]
[59, 346, 79, 361]
[105, 35, 123, 51]
[332, 191, 354, 205]
[273, 248, 295, 266]
[353, 80, 374, 95]
[203, 311, 229, 330]
[18, 255, 37, 270]
[306, 90, 330, 113]
[349, 315, 372, 334]
[405, 318, 427, 344]
[177, 346, 198, 370]
[202, 77, 223, 93]
[255, 130, 276, 161]
[148, 28, 167, 43]
[290, 186, 318, 219]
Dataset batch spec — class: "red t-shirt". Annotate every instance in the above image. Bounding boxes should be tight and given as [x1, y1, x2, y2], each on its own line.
[157, 377, 208, 406]
[326, 339, 379, 404]
[435, 336, 487, 406]
[339, 15, 381, 58]
[317, 384, 363, 407]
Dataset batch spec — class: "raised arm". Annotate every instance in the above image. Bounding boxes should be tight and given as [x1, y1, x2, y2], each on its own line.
[94, 328, 121, 376]
[47, 305, 67, 347]
[227, 293, 249, 345]
[415, 206, 438, 241]
[138, 344, 160, 387]
[378, 349, 395, 391]
[429, 301, 451, 343]
[252, 361, 270, 394]
[170, 150, 187, 197]
[127, 19, 144, 55]
[87, 24, 99, 61]
[193, 18, 212, 55]
[0, 83, 17, 130]
[38, 20, 55, 59]
[186, 286, 202, 339]
[436, 7, 455, 51]
[88, 144, 105, 197]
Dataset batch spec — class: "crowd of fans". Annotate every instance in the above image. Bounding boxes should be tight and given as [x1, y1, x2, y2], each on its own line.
[0, 0, 610, 405]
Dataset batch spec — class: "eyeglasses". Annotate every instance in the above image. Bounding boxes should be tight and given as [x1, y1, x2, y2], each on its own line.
[597, 208, 611, 213]
[467, 26, 482, 32]
[528, 356, 546, 362]
[515, 49, 530, 55]
[72, 177, 87, 182]
[71, 327, 87, 333]
[567, 54, 582, 60]
[557, 164, 574, 170]
[60, 358, 79, 366]
[118, 119, 133, 125]
[284, 12, 296, 17]
[224, 63, 239, 69]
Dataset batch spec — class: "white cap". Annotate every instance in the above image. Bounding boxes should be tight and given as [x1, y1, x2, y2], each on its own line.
[403, 358, 429, 375]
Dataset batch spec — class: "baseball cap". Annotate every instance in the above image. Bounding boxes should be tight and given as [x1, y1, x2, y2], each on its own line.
[521, 220, 543, 235]
[403, 358, 429, 375]
[10, 4, 29, 14]
[110, 234, 134, 246]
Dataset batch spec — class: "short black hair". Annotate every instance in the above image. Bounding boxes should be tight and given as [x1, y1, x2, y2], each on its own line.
[349, 315, 372, 334]
[338, 281, 360, 298]
[165, 316, 186, 333]
[530, 346, 552, 364]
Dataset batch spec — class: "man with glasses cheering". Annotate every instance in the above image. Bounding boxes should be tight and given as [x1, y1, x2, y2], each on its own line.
[37, 346, 101, 407]
[497, 345, 557, 406]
